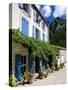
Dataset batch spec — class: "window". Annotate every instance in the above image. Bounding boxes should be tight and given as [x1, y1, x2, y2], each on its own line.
[22, 17, 29, 36]
[36, 13, 41, 26]
[43, 22, 45, 30]
[32, 26, 36, 38]
[36, 19, 40, 26]
[43, 33, 45, 41]
[41, 21, 43, 29]
[41, 21, 45, 30]
[18, 4, 30, 16]
[18, 3, 23, 9]
[23, 4, 28, 12]
[23, 4, 30, 16]
[33, 9, 36, 22]
[36, 29, 40, 40]
[15, 54, 27, 80]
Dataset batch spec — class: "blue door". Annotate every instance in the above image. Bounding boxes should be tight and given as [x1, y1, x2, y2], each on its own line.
[22, 17, 29, 36]
[15, 54, 22, 81]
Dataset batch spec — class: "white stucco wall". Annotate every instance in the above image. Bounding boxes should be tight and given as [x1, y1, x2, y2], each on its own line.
[12, 4, 20, 29]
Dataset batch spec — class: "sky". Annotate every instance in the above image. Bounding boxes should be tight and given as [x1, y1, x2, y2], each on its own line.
[36, 5, 66, 23]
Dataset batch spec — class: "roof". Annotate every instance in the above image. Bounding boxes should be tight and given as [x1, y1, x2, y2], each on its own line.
[32, 4, 49, 26]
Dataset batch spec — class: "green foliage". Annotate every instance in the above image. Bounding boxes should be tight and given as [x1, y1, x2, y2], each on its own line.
[38, 70, 49, 79]
[54, 60, 59, 71]
[45, 63, 49, 69]
[9, 74, 17, 87]
[60, 63, 64, 68]
[49, 17, 66, 48]
[10, 29, 58, 60]
[38, 71, 44, 79]
[23, 71, 33, 80]
[23, 71, 33, 84]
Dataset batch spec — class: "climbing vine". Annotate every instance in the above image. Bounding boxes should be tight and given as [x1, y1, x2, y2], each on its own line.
[9, 29, 58, 60]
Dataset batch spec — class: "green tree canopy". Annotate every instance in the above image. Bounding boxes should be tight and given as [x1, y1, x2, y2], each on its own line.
[49, 17, 66, 48]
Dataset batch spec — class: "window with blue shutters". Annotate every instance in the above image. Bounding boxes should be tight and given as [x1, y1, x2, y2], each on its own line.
[22, 17, 29, 36]
[15, 54, 27, 81]
[15, 54, 22, 81]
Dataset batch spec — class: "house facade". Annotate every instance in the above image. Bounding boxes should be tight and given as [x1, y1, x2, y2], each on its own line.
[9, 3, 49, 41]
[9, 3, 49, 81]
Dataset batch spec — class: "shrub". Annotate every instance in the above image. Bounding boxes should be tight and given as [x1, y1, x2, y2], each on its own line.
[45, 64, 49, 69]
[9, 74, 17, 87]
[51, 65, 55, 71]
[44, 69, 49, 78]
[23, 71, 33, 84]
[60, 63, 64, 68]
[54, 63, 59, 71]
[50, 63, 55, 72]
[38, 71, 45, 79]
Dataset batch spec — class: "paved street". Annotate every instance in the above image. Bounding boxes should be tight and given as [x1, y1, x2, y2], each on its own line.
[18, 66, 66, 87]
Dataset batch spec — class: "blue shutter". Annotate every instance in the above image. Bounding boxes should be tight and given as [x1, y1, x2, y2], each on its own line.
[22, 17, 29, 36]
[15, 54, 22, 81]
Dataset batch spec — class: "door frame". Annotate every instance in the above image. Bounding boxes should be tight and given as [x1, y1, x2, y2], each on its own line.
[15, 54, 28, 81]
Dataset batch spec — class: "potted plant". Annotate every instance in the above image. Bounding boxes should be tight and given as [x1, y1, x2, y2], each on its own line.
[54, 63, 59, 71]
[38, 71, 45, 79]
[23, 71, 33, 84]
[9, 74, 17, 87]
[60, 63, 64, 68]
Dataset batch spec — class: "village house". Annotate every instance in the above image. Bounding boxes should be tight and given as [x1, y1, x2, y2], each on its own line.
[9, 3, 49, 81]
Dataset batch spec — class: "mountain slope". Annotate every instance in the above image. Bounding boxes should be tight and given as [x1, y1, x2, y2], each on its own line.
[49, 17, 66, 48]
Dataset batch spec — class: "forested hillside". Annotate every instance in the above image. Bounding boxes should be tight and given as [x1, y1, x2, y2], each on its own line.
[49, 17, 66, 48]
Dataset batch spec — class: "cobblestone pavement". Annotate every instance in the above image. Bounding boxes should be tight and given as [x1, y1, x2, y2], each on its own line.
[18, 66, 66, 87]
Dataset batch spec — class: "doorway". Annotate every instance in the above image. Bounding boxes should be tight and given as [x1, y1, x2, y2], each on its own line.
[15, 54, 27, 81]
[35, 57, 40, 73]
[48, 55, 53, 68]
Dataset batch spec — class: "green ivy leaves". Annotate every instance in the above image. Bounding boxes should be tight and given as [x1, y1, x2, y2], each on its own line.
[10, 29, 58, 60]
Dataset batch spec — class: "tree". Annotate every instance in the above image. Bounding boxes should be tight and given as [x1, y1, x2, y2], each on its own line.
[49, 17, 66, 48]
